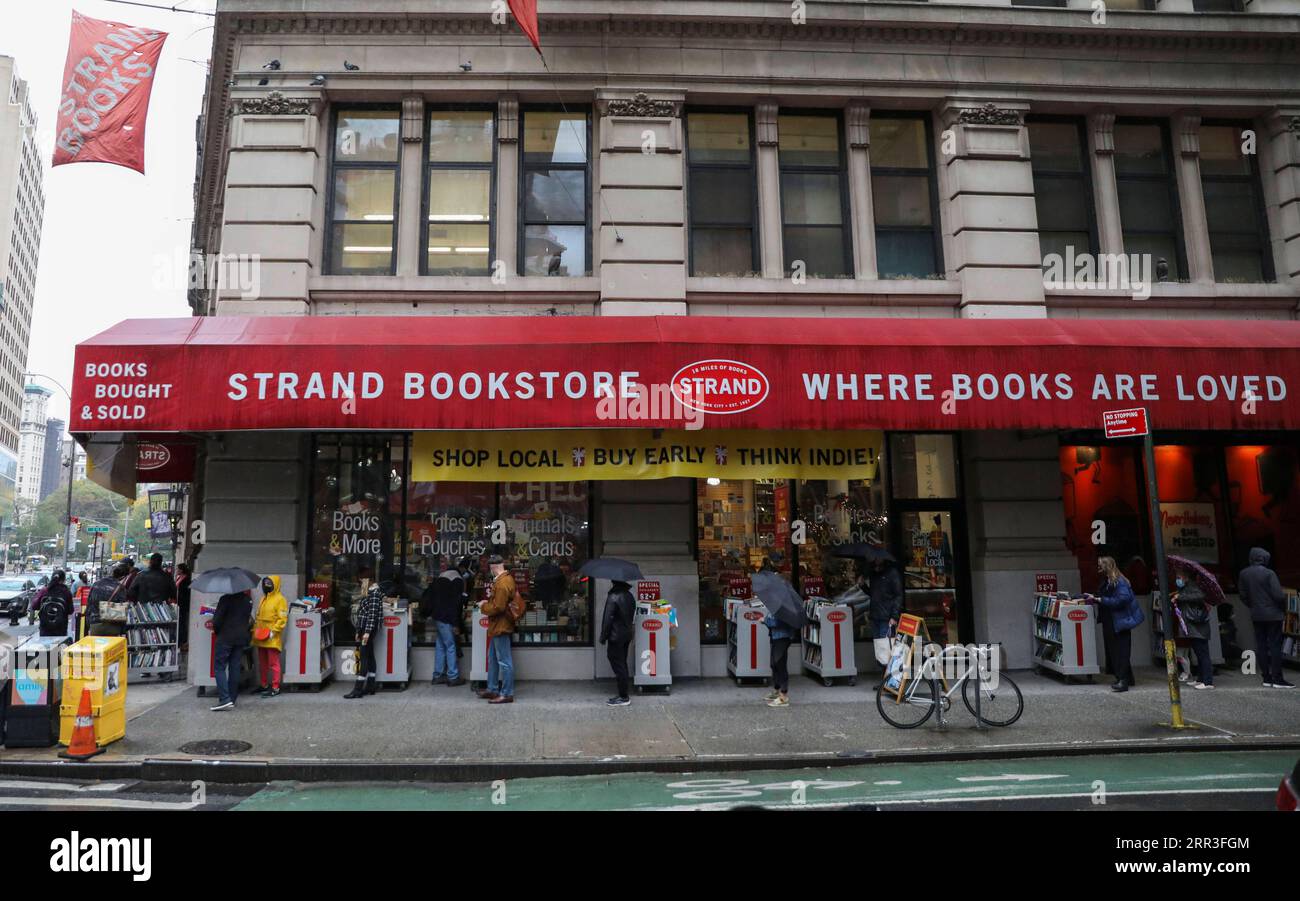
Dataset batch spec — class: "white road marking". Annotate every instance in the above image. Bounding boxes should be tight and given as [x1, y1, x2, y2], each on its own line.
[0, 796, 201, 810]
[0, 781, 127, 792]
[955, 774, 1068, 783]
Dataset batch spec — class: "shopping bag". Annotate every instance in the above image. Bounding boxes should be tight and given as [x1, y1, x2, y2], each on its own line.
[884, 638, 910, 692]
[873, 637, 891, 666]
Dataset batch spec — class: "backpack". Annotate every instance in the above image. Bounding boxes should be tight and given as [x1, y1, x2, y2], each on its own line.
[507, 588, 528, 623]
[40, 595, 69, 630]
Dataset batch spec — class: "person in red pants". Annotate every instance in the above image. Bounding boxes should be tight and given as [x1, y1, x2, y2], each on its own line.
[252, 575, 289, 697]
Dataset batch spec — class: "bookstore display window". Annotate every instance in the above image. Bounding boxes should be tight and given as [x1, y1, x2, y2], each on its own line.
[1060, 444, 1153, 595]
[308, 435, 406, 645]
[696, 479, 794, 644]
[499, 482, 593, 644]
[796, 478, 887, 642]
[889, 434, 963, 644]
[1225, 445, 1300, 589]
[1152, 445, 1233, 590]
[404, 479, 495, 644]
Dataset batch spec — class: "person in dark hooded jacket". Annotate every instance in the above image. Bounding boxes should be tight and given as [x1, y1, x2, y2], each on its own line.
[33, 569, 73, 637]
[866, 557, 903, 689]
[600, 580, 636, 707]
[1238, 547, 1293, 689]
[425, 561, 467, 687]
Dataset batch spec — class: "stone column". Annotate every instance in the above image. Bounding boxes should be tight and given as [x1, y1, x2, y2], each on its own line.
[755, 102, 784, 279]
[846, 102, 878, 280]
[1173, 113, 1215, 284]
[219, 89, 323, 314]
[941, 99, 1044, 318]
[397, 95, 424, 278]
[496, 95, 519, 277]
[595, 91, 686, 315]
[1260, 108, 1300, 285]
[963, 431, 1082, 668]
[1087, 112, 1124, 257]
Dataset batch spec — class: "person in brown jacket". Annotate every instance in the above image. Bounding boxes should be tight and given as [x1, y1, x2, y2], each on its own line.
[478, 554, 517, 703]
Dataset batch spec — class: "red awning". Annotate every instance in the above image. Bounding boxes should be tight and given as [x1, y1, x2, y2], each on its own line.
[71, 315, 1300, 434]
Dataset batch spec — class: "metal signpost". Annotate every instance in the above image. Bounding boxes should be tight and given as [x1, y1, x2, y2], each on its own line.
[1103, 408, 1188, 730]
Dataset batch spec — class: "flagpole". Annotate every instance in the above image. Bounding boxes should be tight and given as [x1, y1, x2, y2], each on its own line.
[101, 0, 216, 15]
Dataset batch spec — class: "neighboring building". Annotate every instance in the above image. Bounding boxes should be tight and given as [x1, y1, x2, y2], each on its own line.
[71, 1, 1300, 683]
[16, 381, 49, 509]
[58, 436, 86, 487]
[0, 57, 44, 457]
[39, 417, 64, 502]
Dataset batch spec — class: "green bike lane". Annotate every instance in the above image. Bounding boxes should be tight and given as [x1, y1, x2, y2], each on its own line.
[233, 750, 1292, 811]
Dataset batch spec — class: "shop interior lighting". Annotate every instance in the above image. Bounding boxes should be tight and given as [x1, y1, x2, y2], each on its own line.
[343, 246, 393, 253]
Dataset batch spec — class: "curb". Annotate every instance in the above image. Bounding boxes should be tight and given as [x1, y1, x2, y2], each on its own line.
[2, 736, 1298, 784]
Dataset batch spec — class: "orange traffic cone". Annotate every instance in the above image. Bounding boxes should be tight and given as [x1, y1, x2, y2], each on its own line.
[59, 687, 105, 760]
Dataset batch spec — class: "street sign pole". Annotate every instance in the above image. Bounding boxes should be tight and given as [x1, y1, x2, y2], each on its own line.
[1140, 430, 1188, 730]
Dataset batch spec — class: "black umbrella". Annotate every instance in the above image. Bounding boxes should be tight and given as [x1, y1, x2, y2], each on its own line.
[830, 543, 896, 564]
[751, 571, 808, 631]
[191, 567, 261, 595]
[578, 557, 644, 582]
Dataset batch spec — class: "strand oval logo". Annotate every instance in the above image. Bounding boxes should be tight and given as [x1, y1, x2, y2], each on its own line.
[137, 444, 171, 471]
[671, 359, 769, 415]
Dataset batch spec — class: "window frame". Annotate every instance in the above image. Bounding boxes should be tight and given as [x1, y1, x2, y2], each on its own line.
[517, 105, 593, 277]
[420, 104, 498, 277]
[1113, 117, 1188, 281]
[685, 106, 760, 277]
[1199, 118, 1275, 284]
[1027, 114, 1100, 263]
[869, 110, 944, 279]
[776, 108, 854, 278]
[325, 104, 403, 277]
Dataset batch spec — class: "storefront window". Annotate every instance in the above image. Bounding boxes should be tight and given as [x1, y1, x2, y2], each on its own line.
[1225, 445, 1300, 589]
[796, 478, 887, 641]
[890, 433, 957, 498]
[696, 479, 794, 644]
[1153, 445, 1232, 590]
[309, 435, 406, 644]
[898, 510, 959, 644]
[499, 482, 592, 644]
[309, 436, 593, 646]
[1060, 444, 1152, 595]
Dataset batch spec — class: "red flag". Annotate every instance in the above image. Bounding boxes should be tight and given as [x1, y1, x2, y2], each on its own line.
[52, 10, 169, 174]
[507, 0, 541, 53]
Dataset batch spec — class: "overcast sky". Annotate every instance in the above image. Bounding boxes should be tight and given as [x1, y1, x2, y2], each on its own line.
[1, 0, 215, 428]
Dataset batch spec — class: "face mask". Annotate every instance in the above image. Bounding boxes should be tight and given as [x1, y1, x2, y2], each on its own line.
[1175, 578, 1185, 589]
[263, 581, 273, 594]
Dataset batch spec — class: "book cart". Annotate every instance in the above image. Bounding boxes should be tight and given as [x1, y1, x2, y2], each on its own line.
[1283, 590, 1299, 665]
[1031, 593, 1099, 683]
[633, 580, 672, 694]
[726, 578, 771, 685]
[800, 597, 856, 686]
[126, 601, 179, 682]
[281, 605, 336, 691]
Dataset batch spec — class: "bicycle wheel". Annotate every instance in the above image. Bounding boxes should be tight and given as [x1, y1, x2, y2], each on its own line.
[961, 670, 1024, 727]
[876, 678, 935, 729]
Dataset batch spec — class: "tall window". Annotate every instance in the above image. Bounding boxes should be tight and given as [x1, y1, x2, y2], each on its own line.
[1028, 117, 1097, 264]
[686, 111, 757, 276]
[1199, 122, 1273, 283]
[871, 113, 942, 278]
[1114, 120, 1185, 279]
[520, 109, 589, 276]
[424, 109, 494, 275]
[328, 108, 400, 275]
[778, 112, 851, 277]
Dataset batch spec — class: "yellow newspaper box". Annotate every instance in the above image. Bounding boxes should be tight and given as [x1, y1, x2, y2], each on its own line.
[58, 636, 128, 747]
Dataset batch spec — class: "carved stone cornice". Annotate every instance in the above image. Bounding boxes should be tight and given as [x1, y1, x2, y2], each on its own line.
[1290, 116, 1300, 140]
[1174, 113, 1201, 156]
[401, 95, 423, 142]
[1089, 112, 1116, 155]
[756, 102, 778, 147]
[232, 90, 316, 116]
[955, 102, 1023, 127]
[498, 96, 519, 143]
[600, 92, 678, 118]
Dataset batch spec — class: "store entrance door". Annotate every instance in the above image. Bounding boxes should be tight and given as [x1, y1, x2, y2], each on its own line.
[890, 504, 971, 647]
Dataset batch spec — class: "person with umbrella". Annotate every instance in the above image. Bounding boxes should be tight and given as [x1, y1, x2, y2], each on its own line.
[1169, 560, 1215, 690]
[190, 568, 263, 710]
[599, 579, 636, 707]
[752, 569, 807, 708]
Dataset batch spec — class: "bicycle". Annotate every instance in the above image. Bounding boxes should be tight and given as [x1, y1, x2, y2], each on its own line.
[876, 644, 1023, 729]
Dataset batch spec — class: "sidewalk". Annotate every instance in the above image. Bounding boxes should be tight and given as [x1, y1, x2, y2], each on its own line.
[2, 662, 1296, 782]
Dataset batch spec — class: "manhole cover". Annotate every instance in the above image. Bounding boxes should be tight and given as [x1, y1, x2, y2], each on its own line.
[178, 740, 252, 755]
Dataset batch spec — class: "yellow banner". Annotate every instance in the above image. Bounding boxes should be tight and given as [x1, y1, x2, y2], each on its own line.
[412, 430, 882, 482]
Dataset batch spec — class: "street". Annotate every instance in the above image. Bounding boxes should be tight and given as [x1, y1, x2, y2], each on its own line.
[0, 750, 1285, 811]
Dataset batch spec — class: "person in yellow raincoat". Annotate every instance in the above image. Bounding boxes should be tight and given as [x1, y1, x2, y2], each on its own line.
[252, 575, 289, 697]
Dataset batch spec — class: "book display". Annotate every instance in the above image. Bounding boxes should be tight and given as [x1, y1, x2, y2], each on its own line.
[1031, 592, 1099, 681]
[800, 598, 857, 686]
[126, 601, 179, 680]
[727, 593, 772, 685]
